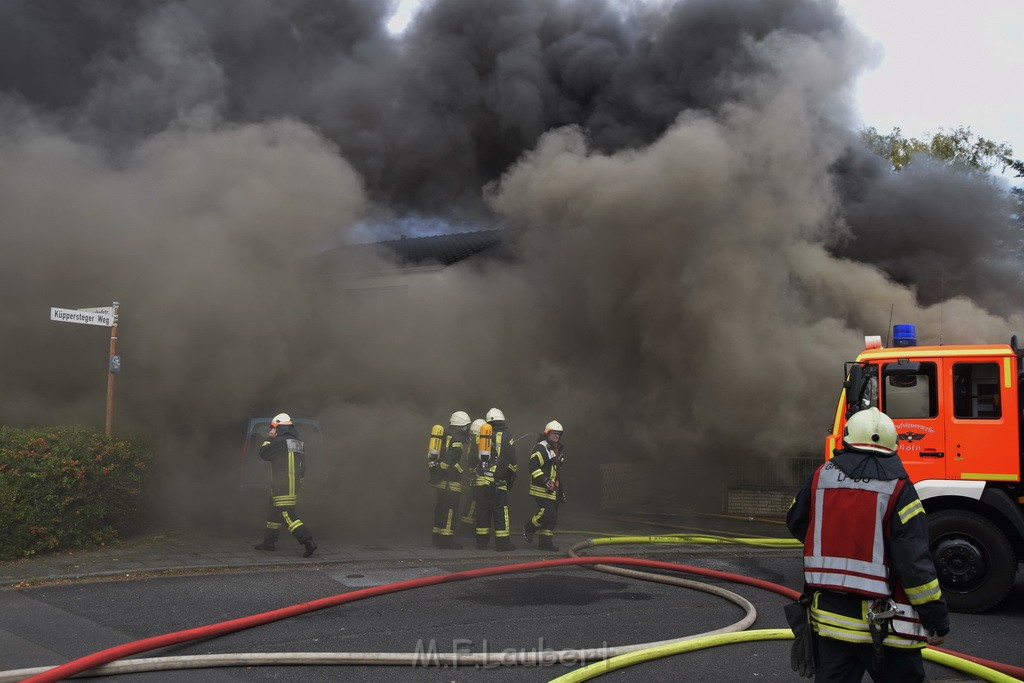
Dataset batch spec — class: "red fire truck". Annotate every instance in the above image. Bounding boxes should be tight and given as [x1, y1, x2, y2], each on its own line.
[827, 324, 1024, 612]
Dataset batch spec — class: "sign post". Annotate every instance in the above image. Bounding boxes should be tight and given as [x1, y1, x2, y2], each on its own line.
[50, 302, 120, 436]
[104, 302, 119, 436]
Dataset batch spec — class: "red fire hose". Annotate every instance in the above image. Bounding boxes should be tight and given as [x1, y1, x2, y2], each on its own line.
[21, 553, 1024, 682]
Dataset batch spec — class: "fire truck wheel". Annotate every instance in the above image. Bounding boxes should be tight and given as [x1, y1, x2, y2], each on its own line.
[928, 509, 1016, 614]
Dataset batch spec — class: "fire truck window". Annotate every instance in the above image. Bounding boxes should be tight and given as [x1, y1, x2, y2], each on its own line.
[953, 363, 1002, 419]
[861, 374, 878, 411]
[882, 362, 937, 419]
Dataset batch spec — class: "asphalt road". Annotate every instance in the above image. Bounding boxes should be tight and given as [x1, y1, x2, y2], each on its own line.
[2, 549, 1023, 682]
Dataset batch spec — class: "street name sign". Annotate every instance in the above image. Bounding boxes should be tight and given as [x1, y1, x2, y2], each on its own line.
[50, 307, 114, 327]
[78, 307, 116, 318]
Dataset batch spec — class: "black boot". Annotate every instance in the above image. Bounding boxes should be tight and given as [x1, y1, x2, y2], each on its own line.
[475, 536, 489, 550]
[522, 522, 535, 544]
[438, 535, 463, 550]
[254, 528, 278, 551]
[538, 537, 559, 552]
[303, 539, 318, 558]
[432, 532, 443, 548]
[495, 538, 517, 552]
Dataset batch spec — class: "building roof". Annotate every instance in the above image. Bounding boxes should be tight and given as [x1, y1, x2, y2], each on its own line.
[311, 228, 511, 279]
[375, 229, 506, 267]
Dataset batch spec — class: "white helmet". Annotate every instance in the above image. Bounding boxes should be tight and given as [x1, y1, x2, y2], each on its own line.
[843, 408, 897, 454]
[544, 420, 563, 434]
[486, 408, 505, 422]
[450, 410, 471, 427]
[271, 413, 292, 427]
[470, 418, 485, 436]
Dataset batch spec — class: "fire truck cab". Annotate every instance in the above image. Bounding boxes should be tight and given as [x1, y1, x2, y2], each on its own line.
[827, 324, 1024, 613]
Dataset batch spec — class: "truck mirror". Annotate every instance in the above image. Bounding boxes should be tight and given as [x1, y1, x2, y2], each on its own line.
[883, 359, 920, 376]
[843, 361, 870, 416]
[843, 361, 862, 392]
[883, 360, 920, 388]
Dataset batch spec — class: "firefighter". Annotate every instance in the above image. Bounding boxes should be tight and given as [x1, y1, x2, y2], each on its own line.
[457, 418, 485, 538]
[522, 420, 565, 551]
[475, 408, 518, 551]
[253, 413, 317, 558]
[786, 407, 949, 681]
[430, 410, 470, 549]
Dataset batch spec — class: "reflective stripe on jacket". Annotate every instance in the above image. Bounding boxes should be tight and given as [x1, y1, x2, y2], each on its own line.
[260, 427, 305, 501]
[810, 591, 926, 649]
[476, 428, 517, 490]
[803, 461, 902, 596]
[529, 441, 558, 500]
[787, 449, 949, 645]
[432, 430, 466, 492]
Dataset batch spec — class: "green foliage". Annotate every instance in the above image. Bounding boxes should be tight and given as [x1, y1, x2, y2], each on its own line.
[860, 125, 1024, 176]
[0, 426, 153, 560]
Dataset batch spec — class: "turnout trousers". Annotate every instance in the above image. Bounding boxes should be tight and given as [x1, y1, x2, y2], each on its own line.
[474, 484, 512, 546]
[813, 633, 926, 683]
[526, 497, 558, 546]
[432, 488, 460, 538]
[459, 483, 477, 532]
[263, 494, 312, 545]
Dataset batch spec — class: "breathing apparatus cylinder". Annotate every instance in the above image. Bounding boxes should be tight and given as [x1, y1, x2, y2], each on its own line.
[477, 422, 494, 474]
[427, 424, 444, 484]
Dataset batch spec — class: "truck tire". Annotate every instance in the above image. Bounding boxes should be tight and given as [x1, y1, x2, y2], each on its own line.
[928, 509, 1016, 614]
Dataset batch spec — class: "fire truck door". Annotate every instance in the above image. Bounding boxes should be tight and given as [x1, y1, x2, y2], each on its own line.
[945, 358, 1020, 482]
[883, 360, 946, 482]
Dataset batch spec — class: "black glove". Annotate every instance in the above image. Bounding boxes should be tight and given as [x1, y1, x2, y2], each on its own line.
[783, 595, 814, 678]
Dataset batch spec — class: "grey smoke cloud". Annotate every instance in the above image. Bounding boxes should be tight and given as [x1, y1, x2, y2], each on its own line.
[0, 0, 1020, 531]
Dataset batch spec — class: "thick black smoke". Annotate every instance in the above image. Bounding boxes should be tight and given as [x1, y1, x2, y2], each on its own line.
[1, 0, 1020, 535]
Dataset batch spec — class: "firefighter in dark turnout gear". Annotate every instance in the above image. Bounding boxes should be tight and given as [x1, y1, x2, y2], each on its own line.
[786, 408, 949, 682]
[522, 420, 564, 551]
[254, 413, 317, 557]
[431, 410, 470, 549]
[474, 408, 518, 551]
[458, 418, 485, 538]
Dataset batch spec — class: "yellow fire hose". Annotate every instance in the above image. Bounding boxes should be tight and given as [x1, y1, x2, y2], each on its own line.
[562, 534, 1022, 683]
[548, 629, 1020, 683]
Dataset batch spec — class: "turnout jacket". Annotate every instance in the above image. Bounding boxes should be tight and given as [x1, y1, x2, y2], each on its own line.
[432, 425, 467, 493]
[259, 424, 305, 503]
[475, 420, 518, 490]
[787, 448, 950, 648]
[529, 438, 562, 500]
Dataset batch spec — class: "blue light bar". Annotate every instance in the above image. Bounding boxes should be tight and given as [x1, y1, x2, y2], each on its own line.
[892, 324, 917, 347]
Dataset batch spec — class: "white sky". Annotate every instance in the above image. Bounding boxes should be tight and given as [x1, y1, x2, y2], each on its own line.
[388, 0, 1024, 174]
[841, 0, 1024, 176]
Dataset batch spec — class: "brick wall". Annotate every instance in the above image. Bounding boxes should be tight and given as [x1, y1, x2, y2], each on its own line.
[725, 456, 818, 518]
[600, 456, 820, 516]
[725, 487, 797, 518]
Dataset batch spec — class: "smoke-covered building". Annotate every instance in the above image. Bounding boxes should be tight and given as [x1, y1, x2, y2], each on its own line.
[2, 0, 1020, 529]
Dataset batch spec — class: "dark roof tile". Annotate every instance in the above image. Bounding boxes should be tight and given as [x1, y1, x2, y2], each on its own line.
[310, 228, 511, 278]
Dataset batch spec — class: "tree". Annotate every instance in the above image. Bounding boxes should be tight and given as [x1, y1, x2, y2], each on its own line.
[861, 125, 1024, 176]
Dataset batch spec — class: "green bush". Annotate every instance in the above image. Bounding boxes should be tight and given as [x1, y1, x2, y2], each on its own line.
[0, 426, 153, 560]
